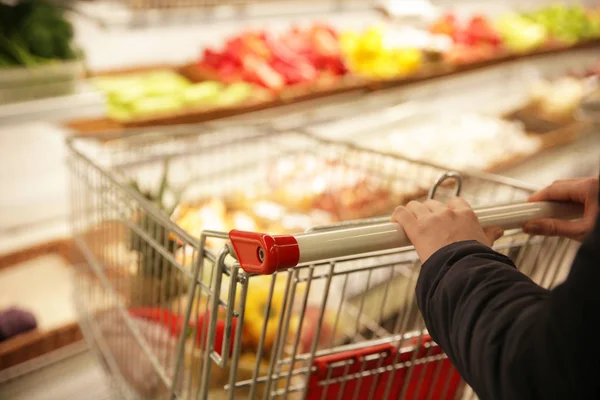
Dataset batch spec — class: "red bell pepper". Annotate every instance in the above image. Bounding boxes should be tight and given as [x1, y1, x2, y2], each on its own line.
[311, 27, 340, 58]
[263, 34, 317, 84]
[201, 48, 224, 69]
[468, 16, 502, 47]
[243, 33, 271, 60]
[241, 53, 285, 91]
[129, 308, 236, 357]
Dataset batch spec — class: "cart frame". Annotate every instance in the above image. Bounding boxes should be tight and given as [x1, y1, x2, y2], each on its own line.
[67, 125, 580, 400]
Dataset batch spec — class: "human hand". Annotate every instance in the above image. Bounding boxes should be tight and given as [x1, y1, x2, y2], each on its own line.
[391, 197, 504, 263]
[523, 177, 599, 241]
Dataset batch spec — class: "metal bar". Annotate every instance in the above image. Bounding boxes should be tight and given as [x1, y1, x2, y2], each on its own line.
[170, 234, 206, 400]
[217, 264, 239, 367]
[300, 262, 335, 399]
[261, 271, 294, 400]
[66, 139, 204, 250]
[198, 247, 229, 399]
[248, 274, 277, 399]
[231, 201, 583, 274]
[227, 271, 249, 400]
[294, 201, 582, 264]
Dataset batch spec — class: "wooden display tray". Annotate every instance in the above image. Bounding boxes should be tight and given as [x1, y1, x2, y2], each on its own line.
[68, 66, 365, 134]
[483, 106, 591, 173]
[66, 39, 600, 135]
[0, 239, 85, 370]
[0, 322, 82, 370]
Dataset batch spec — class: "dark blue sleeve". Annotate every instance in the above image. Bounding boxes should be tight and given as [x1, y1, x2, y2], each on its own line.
[416, 213, 600, 399]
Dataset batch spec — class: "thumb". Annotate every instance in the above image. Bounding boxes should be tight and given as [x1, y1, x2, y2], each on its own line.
[523, 218, 583, 239]
[483, 226, 504, 245]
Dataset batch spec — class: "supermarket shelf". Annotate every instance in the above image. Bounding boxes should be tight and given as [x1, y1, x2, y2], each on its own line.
[0, 84, 105, 126]
[64, 41, 600, 135]
[1, 42, 597, 129]
[72, 0, 378, 28]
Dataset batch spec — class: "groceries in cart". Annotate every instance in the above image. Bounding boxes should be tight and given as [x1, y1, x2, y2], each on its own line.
[69, 129, 583, 399]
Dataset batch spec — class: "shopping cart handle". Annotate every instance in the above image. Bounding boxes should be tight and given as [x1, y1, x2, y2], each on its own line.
[229, 201, 583, 274]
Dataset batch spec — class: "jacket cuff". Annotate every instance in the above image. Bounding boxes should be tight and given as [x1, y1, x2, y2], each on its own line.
[418, 240, 516, 303]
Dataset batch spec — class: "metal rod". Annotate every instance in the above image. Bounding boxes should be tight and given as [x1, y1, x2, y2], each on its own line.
[293, 201, 582, 265]
[198, 247, 229, 400]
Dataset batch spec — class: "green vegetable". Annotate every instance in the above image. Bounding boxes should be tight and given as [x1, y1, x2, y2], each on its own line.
[525, 5, 600, 44]
[216, 82, 253, 106]
[0, 0, 81, 68]
[496, 14, 548, 53]
[182, 81, 223, 105]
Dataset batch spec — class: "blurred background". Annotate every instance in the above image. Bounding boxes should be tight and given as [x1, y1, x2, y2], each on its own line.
[1, 0, 599, 398]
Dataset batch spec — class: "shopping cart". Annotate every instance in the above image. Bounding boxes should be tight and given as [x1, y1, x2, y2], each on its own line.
[67, 125, 582, 400]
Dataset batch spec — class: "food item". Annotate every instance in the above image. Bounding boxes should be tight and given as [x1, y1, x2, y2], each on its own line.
[529, 77, 586, 119]
[296, 306, 335, 353]
[372, 113, 541, 171]
[0, 307, 37, 341]
[94, 71, 259, 121]
[341, 25, 424, 79]
[243, 276, 288, 350]
[197, 25, 346, 91]
[183, 81, 224, 105]
[0, 0, 80, 67]
[430, 14, 458, 37]
[525, 5, 600, 45]
[495, 14, 548, 53]
[267, 155, 394, 219]
[97, 312, 176, 397]
[129, 307, 236, 357]
[430, 14, 504, 65]
[432, 14, 501, 48]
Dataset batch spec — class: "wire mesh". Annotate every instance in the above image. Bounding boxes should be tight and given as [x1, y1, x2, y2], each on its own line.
[67, 125, 578, 399]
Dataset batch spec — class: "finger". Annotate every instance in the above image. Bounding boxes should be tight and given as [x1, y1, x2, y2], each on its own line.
[423, 199, 446, 213]
[523, 218, 587, 240]
[483, 226, 504, 245]
[448, 196, 472, 211]
[527, 179, 588, 203]
[406, 201, 431, 219]
[391, 206, 418, 229]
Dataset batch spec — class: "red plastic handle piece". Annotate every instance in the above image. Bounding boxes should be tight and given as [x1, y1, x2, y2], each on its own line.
[229, 230, 300, 274]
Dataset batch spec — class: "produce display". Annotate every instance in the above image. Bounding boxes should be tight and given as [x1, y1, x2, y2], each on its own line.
[193, 5, 600, 88]
[0, 0, 80, 68]
[196, 25, 346, 91]
[362, 75, 591, 171]
[93, 71, 269, 122]
[62, 4, 600, 131]
[369, 113, 542, 171]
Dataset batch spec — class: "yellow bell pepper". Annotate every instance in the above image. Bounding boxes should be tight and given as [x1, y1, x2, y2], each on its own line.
[393, 48, 423, 76]
[341, 25, 423, 80]
[243, 276, 289, 350]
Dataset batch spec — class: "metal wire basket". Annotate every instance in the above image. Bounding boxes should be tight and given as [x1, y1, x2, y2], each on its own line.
[67, 124, 581, 400]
